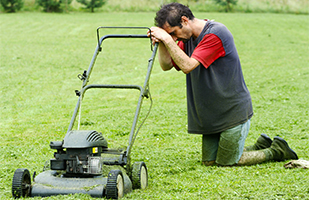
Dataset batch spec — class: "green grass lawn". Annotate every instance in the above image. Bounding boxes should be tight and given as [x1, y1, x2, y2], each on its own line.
[0, 12, 309, 199]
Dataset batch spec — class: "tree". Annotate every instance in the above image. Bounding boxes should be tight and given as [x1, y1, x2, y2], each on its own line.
[0, 0, 23, 12]
[214, 0, 237, 12]
[36, 0, 72, 12]
[76, 0, 106, 13]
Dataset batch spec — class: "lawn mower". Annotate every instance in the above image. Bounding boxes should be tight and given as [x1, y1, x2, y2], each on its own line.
[12, 27, 158, 199]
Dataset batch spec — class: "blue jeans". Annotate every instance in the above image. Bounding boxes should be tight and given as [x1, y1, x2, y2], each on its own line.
[202, 120, 250, 165]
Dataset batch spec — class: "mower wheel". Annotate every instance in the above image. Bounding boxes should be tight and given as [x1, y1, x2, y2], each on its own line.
[131, 161, 148, 190]
[12, 168, 31, 198]
[106, 170, 124, 199]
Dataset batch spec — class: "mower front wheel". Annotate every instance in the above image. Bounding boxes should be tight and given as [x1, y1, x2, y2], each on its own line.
[131, 161, 148, 190]
[106, 170, 124, 199]
[12, 168, 32, 198]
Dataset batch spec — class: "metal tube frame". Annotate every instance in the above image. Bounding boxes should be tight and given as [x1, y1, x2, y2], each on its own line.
[65, 27, 158, 170]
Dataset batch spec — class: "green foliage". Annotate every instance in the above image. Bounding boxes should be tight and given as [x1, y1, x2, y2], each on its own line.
[0, 0, 23, 12]
[213, 0, 238, 12]
[0, 12, 308, 200]
[6, 0, 308, 14]
[36, 0, 72, 12]
[76, 0, 106, 12]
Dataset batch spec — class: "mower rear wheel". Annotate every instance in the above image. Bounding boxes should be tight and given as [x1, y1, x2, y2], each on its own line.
[131, 161, 148, 189]
[106, 170, 124, 199]
[12, 168, 31, 198]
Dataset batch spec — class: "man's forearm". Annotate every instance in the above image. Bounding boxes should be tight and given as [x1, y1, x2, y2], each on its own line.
[163, 37, 199, 74]
[158, 42, 173, 71]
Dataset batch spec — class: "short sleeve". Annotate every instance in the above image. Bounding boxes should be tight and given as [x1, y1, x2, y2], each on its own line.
[191, 33, 225, 69]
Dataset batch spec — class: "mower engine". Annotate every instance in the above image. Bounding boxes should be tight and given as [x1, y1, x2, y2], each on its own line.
[49, 130, 108, 176]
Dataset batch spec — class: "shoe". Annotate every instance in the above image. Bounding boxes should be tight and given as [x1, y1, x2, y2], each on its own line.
[270, 136, 298, 161]
[255, 133, 273, 150]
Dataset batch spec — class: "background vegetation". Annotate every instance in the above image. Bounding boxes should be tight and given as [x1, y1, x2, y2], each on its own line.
[1, 11, 308, 199]
[0, 0, 23, 12]
[1, 0, 309, 14]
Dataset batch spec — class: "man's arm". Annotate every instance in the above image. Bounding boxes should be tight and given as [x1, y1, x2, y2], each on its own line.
[157, 42, 173, 71]
[148, 29, 174, 71]
[148, 27, 200, 74]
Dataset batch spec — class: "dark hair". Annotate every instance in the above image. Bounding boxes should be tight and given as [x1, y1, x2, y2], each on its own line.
[155, 3, 195, 28]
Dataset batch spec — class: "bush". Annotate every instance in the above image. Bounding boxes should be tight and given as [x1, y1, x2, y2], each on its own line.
[36, 0, 72, 12]
[214, 0, 238, 12]
[76, 0, 106, 12]
[0, 0, 23, 12]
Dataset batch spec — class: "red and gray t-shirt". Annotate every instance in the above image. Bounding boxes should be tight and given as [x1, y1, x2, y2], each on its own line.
[173, 20, 253, 134]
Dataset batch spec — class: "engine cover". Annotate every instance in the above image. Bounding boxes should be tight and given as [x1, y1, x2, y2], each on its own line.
[50, 130, 108, 176]
[63, 130, 108, 148]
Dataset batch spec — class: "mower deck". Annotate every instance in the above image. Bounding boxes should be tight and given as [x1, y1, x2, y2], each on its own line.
[31, 169, 132, 198]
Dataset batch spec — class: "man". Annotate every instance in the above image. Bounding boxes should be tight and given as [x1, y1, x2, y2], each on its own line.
[148, 3, 298, 166]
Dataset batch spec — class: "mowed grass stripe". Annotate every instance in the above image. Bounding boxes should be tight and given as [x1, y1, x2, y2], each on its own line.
[0, 12, 308, 199]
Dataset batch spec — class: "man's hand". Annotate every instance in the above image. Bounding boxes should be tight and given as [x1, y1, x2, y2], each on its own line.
[147, 27, 175, 45]
[147, 27, 160, 45]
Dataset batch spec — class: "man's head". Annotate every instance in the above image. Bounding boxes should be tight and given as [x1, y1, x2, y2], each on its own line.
[155, 3, 195, 28]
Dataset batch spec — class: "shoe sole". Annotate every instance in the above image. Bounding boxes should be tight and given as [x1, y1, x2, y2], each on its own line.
[274, 136, 298, 160]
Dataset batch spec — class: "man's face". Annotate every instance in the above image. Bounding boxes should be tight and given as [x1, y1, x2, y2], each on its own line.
[162, 21, 192, 42]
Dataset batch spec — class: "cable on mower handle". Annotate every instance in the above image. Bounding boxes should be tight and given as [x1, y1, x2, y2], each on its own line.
[96, 26, 154, 51]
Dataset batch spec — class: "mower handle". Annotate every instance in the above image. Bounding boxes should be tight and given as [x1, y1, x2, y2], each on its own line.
[96, 26, 154, 51]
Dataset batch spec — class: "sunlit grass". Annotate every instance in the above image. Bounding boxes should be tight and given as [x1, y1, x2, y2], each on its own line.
[0, 12, 308, 199]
